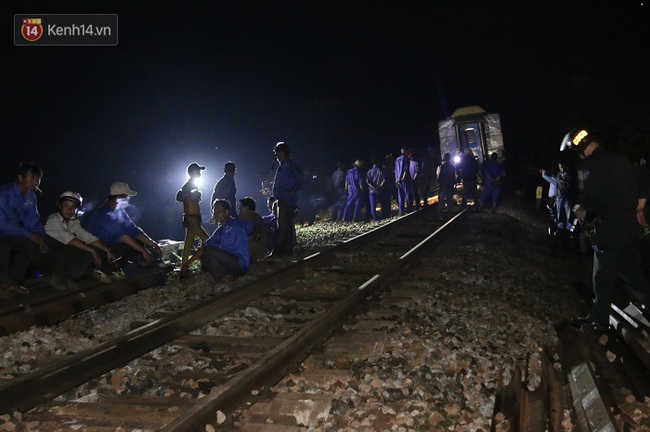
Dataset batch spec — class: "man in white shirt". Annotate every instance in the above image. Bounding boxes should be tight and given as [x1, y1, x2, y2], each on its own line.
[33, 192, 116, 289]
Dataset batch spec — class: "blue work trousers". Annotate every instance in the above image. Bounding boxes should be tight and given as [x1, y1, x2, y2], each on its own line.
[396, 181, 413, 215]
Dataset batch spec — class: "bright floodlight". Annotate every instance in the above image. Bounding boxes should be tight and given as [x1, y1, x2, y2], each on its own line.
[192, 176, 203, 187]
[453, 155, 461, 164]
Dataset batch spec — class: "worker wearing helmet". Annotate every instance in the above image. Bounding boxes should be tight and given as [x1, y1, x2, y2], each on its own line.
[86, 182, 163, 274]
[569, 129, 649, 331]
[34, 191, 116, 290]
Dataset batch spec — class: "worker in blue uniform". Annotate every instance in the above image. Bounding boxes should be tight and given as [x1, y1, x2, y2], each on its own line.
[343, 160, 367, 221]
[394, 147, 413, 215]
[271, 142, 304, 256]
[0, 163, 47, 296]
[366, 158, 386, 221]
[179, 199, 255, 282]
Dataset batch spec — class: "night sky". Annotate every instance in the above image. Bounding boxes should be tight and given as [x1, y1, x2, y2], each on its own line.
[4, 1, 650, 239]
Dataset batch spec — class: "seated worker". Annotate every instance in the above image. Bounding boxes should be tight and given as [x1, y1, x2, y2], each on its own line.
[237, 197, 266, 262]
[32, 192, 116, 290]
[179, 199, 255, 282]
[0, 163, 48, 296]
[176, 162, 209, 268]
[86, 182, 163, 274]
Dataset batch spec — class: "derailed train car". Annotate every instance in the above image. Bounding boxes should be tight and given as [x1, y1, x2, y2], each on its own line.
[438, 105, 505, 164]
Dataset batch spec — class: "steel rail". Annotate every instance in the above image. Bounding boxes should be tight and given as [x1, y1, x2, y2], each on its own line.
[162, 210, 466, 431]
[555, 320, 617, 432]
[0, 210, 423, 414]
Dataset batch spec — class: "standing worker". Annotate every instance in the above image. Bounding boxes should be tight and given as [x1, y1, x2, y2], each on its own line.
[176, 162, 209, 269]
[436, 153, 457, 211]
[409, 151, 421, 209]
[394, 147, 413, 215]
[271, 142, 304, 257]
[568, 129, 649, 331]
[343, 160, 367, 222]
[479, 153, 505, 212]
[212, 162, 238, 217]
[458, 149, 479, 210]
[381, 154, 396, 218]
[366, 158, 386, 221]
[540, 161, 573, 235]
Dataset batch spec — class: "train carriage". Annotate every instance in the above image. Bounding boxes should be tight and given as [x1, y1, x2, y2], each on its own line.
[438, 105, 505, 164]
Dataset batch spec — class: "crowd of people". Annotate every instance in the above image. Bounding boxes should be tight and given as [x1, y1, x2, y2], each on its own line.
[1, 140, 514, 296]
[329, 146, 506, 222]
[9, 129, 646, 335]
[0, 142, 303, 296]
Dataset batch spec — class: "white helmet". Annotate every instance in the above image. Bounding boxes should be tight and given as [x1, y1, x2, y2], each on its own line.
[58, 191, 83, 208]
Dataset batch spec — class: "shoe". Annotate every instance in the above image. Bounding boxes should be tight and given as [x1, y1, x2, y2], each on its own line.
[157, 261, 175, 272]
[111, 271, 127, 281]
[570, 316, 610, 332]
[91, 269, 112, 284]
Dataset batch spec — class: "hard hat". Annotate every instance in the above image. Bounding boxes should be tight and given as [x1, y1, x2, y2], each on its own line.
[58, 191, 83, 207]
[274, 141, 289, 154]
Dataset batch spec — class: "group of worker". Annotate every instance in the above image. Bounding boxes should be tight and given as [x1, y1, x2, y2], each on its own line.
[0, 142, 303, 296]
[0, 166, 165, 296]
[175, 142, 302, 283]
[330, 146, 506, 222]
[2, 131, 648, 337]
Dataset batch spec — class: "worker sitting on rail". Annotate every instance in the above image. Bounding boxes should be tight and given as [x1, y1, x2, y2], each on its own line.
[179, 199, 256, 282]
[238, 197, 267, 262]
[0, 163, 47, 297]
[31, 192, 116, 290]
[86, 182, 163, 275]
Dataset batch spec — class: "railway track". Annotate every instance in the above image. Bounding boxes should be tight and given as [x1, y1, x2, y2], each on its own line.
[3, 204, 648, 431]
[0, 270, 167, 336]
[492, 294, 650, 431]
[0, 209, 465, 431]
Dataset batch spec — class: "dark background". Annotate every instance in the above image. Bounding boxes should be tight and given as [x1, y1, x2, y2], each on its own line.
[4, 1, 650, 239]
